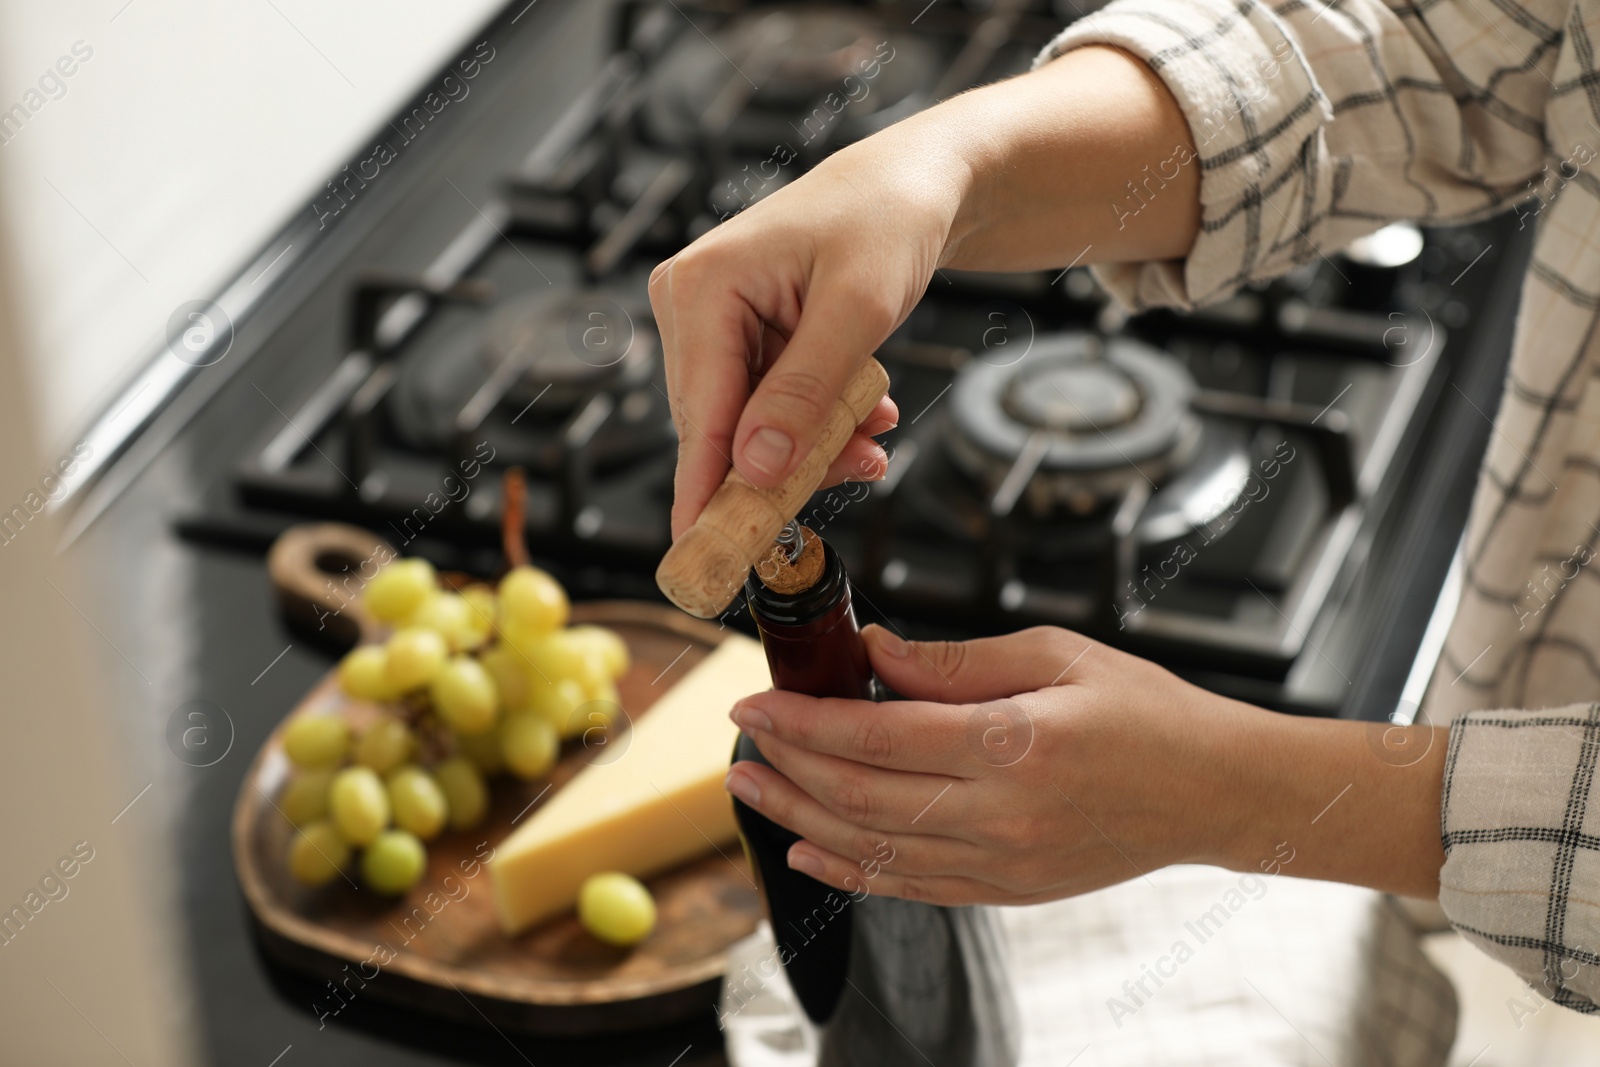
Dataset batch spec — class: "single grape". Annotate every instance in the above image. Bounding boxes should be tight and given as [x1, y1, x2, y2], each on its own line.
[577, 872, 656, 946]
[509, 630, 586, 684]
[479, 642, 531, 712]
[361, 829, 427, 895]
[401, 588, 452, 630]
[498, 566, 569, 635]
[455, 719, 505, 775]
[566, 699, 618, 750]
[288, 821, 351, 887]
[459, 586, 497, 648]
[364, 558, 436, 623]
[279, 768, 335, 827]
[354, 716, 415, 775]
[397, 589, 438, 632]
[502, 712, 560, 780]
[582, 680, 623, 724]
[499, 629, 557, 688]
[568, 625, 630, 679]
[408, 591, 480, 652]
[282, 715, 351, 769]
[338, 645, 398, 703]
[385, 627, 448, 691]
[577, 647, 613, 694]
[329, 766, 390, 846]
[527, 677, 586, 735]
[387, 766, 448, 840]
[433, 757, 489, 831]
[430, 655, 498, 735]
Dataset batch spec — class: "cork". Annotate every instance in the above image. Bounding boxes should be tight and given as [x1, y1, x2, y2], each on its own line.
[655, 358, 889, 617]
[753, 526, 823, 594]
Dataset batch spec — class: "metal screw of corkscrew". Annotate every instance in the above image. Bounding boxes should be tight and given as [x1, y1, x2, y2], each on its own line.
[774, 519, 804, 564]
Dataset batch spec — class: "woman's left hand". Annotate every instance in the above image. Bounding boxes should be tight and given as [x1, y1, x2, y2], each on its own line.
[723, 624, 1260, 906]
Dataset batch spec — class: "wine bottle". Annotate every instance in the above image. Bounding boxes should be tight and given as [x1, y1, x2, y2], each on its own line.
[733, 522, 873, 1024]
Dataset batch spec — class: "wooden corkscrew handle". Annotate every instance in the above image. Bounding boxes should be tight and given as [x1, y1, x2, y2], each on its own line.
[656, 358, 891, 618]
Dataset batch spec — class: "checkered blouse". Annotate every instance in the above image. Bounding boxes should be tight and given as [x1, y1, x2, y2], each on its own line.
[1040, 0, 1600, 1014]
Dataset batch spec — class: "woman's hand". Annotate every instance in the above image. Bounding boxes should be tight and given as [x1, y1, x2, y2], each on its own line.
[650, 46, 1204, 537]
[725, 625, 1245, 905]
[648, 134, 954, 538]
[724, 624, 1451, 905]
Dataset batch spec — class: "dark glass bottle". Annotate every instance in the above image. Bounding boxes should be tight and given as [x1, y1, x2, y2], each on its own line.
[734, 529, 874, 1024]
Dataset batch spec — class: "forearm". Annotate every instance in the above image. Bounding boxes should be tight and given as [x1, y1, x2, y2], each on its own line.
[819, 45, 1199, 274]
[949, 45, 1200, 270]
[1200, 701, 1449, 899]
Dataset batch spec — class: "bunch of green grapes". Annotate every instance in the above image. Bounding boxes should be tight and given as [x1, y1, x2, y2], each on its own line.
[279, 557, 631, 898]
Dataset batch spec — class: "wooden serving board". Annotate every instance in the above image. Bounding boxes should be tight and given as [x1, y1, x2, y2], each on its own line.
[232, 600, 762, 1035]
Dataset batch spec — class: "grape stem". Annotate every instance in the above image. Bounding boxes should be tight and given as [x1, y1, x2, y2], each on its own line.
[501, 466, 531, 572]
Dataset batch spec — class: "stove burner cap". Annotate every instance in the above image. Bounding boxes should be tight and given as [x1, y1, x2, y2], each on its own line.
[483, 290, 654, 407]
[948, 333, 1201, 510]
[1005, 361, 1142, 432]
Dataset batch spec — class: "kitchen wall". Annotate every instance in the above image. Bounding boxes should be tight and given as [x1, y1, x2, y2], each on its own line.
[0, 0, 502, 453]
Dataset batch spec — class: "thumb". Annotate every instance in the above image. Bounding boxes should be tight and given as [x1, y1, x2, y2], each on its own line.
[731, 275, 899, 489]
[863, 624, 1096, 703]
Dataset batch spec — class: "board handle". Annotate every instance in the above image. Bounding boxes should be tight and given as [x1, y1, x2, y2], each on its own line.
[268, 523, 395, 648]
[655, 358, 890, 618]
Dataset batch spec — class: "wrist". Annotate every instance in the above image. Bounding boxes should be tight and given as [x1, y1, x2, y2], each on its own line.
[1168, 688, 1286, 872]
[818, 119, 974, 273]
[1193, 699, 1303, 873]
[1195, 705, 1449, 898]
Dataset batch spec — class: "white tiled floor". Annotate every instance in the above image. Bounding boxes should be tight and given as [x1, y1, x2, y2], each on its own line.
[1424, 933, 1600, 1065]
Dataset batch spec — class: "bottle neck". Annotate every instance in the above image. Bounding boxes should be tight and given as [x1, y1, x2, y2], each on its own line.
[745, 539, 875, 701]
[744, 539, 849, 625]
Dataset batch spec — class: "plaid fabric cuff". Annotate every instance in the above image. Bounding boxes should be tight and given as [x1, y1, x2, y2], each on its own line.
[1034, 0, 1331, 308]
[1439, 704, 1600, 1013]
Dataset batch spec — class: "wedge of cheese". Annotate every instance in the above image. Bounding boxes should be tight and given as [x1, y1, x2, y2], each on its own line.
[489, 634, 771, 934]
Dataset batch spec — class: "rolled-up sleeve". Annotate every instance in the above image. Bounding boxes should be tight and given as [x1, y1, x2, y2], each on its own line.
[1441, 706, 1600, 1012]
[1034, 0, 1563, 309]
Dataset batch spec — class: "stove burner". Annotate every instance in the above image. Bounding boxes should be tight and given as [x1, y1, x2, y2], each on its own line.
[483, 290, 655, 410]
[386, 287, 660, 456]
[641, 7, 937, 153]
[1006, 361, 1141, 431]
[948, 334, 1202, 512]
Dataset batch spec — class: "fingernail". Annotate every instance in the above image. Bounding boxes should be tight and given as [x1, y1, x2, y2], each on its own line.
[731, 701, 773, 733]
[861, 418, 896, 436]
[725, 769, 760, 807]
[788, 847, 823, 876]
[743, 427, 794, 477]
[873, 626, 910, 658]
[859, 448, 887, 481]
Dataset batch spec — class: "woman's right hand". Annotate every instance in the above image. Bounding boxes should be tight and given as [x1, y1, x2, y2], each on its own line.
[648, 133, 968, 538]
[649, 45, 1202, 538]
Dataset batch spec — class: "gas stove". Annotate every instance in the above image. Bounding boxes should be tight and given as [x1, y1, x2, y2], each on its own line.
[165, 0, 1528, 716]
